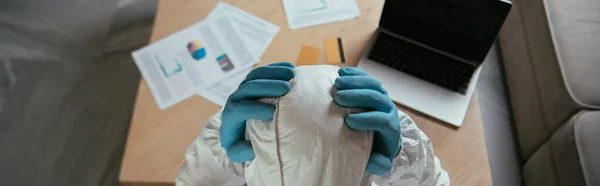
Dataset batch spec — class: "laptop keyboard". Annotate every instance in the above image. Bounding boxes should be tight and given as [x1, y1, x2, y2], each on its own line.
[367, 33, 476, 94]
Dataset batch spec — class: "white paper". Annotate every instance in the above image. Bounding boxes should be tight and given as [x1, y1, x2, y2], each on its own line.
[206, 2, 280, 59]
[282, 0, 360, 29]
[198, 68, 252, 106]
[198, 2, 281, 107]
[132, 14, 256, 110]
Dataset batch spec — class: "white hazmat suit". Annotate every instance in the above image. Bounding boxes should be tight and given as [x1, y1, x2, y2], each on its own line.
[176, 65, 450, 186]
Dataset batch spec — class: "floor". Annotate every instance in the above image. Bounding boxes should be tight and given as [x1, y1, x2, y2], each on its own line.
[0, 1, 521, 185]
[0, 0, 156, 185]
[477, 44, 523, 186]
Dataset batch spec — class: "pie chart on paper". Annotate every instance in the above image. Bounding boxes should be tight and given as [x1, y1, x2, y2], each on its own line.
[187, 40, 207, 60]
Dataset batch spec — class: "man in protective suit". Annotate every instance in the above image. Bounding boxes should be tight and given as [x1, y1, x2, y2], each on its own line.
[176, 63, 450, 186]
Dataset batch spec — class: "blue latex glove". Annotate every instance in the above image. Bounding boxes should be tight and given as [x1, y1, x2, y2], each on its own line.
[334, 67, 402, 175]
[220, 62, 295, 163]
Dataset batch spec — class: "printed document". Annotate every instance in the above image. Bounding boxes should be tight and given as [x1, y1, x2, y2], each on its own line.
[198, 2, 281, 106]
[198, 68, 252, 106]
[132, 14, 256, 110]
[282, 0, 360, 29]
[206, 2, 280, 59]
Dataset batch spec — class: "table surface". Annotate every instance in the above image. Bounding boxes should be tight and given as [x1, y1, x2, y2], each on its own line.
[119, 0, 492, 185]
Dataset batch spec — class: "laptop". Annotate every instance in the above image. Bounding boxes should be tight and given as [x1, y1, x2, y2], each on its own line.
[357, 0, 512, 126]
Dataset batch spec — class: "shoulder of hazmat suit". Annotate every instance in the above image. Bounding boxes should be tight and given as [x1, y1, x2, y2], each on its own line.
[176, 65, 450, 186]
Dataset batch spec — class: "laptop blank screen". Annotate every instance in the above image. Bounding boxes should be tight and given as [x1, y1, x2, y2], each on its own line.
[380, 0, 511, 63]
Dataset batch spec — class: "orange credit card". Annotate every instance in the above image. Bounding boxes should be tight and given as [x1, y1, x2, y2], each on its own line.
[296, 45, 320, 66]
[324, 37, 346, 64]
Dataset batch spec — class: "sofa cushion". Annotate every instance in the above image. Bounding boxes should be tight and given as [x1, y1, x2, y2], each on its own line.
[545, 0, 600, 108]
[499, 0, 600, 184]
[498, 0, 581, 159]
[575, 111, 600, 186]
[524, 111, 599, 186]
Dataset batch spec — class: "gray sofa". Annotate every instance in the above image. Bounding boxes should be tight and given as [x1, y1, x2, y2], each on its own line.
[497, 0, 600, 185]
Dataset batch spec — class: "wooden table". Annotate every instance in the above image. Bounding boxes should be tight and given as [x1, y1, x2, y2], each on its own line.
[119, 0, 492, 185]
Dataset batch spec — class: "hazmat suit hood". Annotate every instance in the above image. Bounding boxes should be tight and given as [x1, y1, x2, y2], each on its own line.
[244, 65, 374, 186]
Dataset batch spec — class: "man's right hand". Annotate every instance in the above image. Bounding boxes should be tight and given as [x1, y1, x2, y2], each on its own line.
[220, 62, 295, 163]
